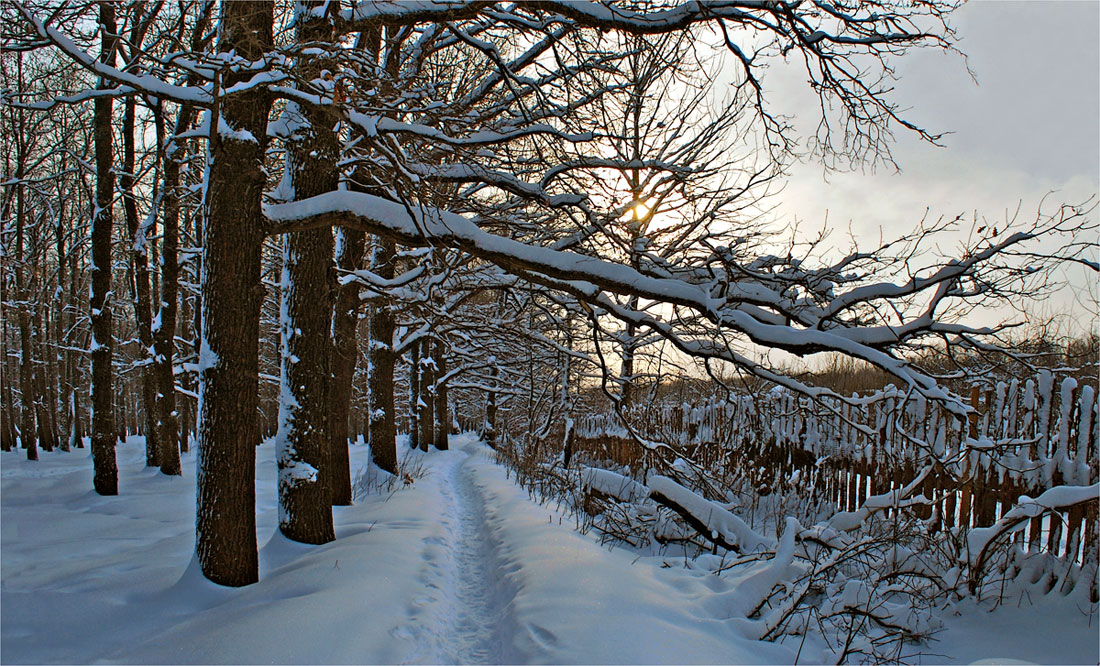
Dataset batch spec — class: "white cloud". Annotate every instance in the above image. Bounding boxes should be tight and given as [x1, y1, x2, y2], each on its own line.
[752, 1, 1100, 334]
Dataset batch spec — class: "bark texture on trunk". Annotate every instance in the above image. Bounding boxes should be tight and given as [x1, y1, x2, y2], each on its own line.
[195, 0, 273, 587]
[153, 103, 195, 477]
[90, 1, 118, 493]
[275, 0, 338, 543]
[368, 237, 398, 473]
[329, 227, 364, 505]
[276, 228, 336, 544]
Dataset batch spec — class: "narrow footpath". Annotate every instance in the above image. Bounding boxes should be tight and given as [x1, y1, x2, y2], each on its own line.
[396, 440, 518, 664]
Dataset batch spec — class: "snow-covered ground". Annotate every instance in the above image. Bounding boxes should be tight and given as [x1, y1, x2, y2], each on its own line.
[2, 434, 1096, 664]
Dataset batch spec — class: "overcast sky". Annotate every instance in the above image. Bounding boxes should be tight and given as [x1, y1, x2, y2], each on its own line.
[744, 1, 1099, 333]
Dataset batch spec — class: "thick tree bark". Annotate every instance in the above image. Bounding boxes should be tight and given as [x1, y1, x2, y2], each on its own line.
[368, 237, 398, 473]
[195, 0, 273, 586]
[90, 1, 118, 492]
[121, 95, 160, 466]
[276, 227, 336, 543]
[329, 227, 364, 505]
[275, 0, 338, 543]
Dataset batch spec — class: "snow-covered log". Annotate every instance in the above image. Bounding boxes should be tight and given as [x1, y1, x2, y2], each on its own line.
[647, 475, 771, 553]
[581, 467, 649, 504]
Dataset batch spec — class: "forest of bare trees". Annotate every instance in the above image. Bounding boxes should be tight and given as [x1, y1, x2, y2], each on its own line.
[2, 0, 1095, 609]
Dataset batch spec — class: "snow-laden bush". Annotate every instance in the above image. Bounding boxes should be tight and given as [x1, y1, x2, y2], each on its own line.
[495, 427, 1098, 664]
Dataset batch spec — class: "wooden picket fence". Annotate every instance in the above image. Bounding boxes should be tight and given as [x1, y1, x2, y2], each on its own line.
[571, 370, 1099, 565]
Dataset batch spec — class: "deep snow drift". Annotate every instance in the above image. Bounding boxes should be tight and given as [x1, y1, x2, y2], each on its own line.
[2, 435, 1096, 664]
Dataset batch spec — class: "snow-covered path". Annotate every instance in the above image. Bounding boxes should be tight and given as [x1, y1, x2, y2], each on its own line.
[3, 434, 1097, 664]
[397, 442, 517, 664]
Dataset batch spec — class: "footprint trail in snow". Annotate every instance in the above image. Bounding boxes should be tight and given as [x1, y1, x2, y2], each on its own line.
[396, 441, 516, 664]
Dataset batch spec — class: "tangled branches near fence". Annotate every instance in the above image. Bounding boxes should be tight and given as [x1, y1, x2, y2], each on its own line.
[493, 368, 1098, 662]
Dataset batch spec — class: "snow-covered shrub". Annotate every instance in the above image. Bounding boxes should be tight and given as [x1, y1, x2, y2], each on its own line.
[494, 370, 1098, 662]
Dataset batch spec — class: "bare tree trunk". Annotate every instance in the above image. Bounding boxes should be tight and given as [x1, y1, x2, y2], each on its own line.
[32, 304, 58, 452]
[619, 221, 642, 410]
[17, 313, 37, 459]
[1, 373, 16, 452]
[178, 198, 197, 456]
[152, 101, 194, 477]
[195, 0, 274, 587]
[1, 310, 17, 451]
[486, 362, 498, 449]
[275, 0, 338, 543]
[361, 26, 399, 474]
[90, 1, 118, 492]
[1, 241, 16, 452]
[70, 380, 86, 449]
[121, 95, 160, 467]
[179, 148, 199, 459]
[52, 212, 71, 452]
[276, 226, 336, 543]
[409, 337, 421, 450]
[434, 338, 449, 450]
[67, 199, 86, 450]
[418, 337, 433, 452]
[368, 236, 398, 473]
[328, 227, 364, 505]
[154, 4, 210, 475]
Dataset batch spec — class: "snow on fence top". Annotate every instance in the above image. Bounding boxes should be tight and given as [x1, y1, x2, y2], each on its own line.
[575, 372, 1098, 492]
[568, 370, 1098, 575]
